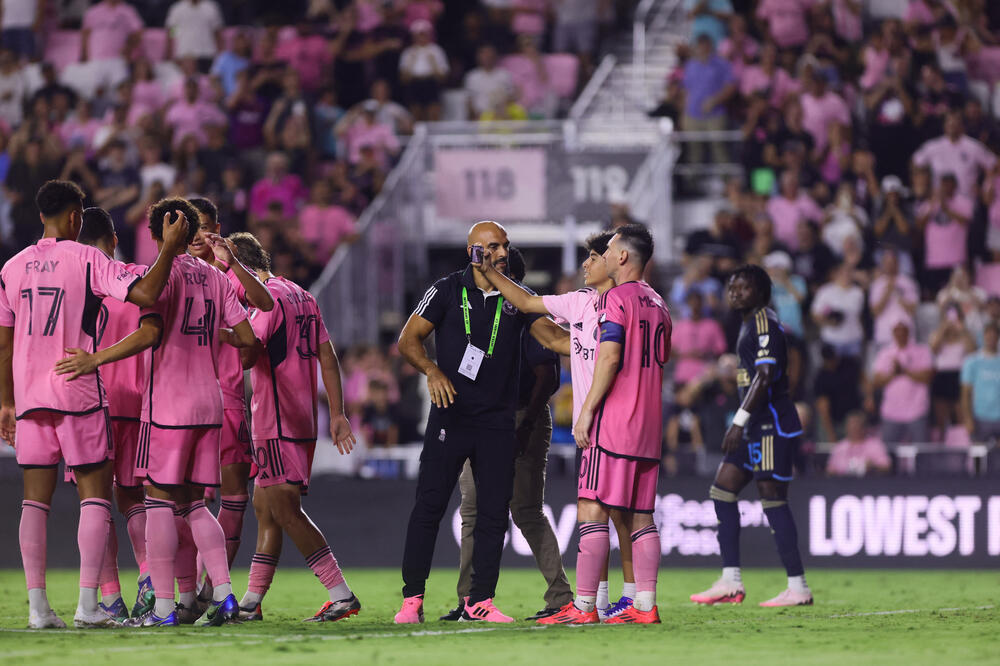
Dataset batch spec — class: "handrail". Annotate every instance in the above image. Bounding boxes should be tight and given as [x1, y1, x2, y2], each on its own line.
[568, 54, 616, 120]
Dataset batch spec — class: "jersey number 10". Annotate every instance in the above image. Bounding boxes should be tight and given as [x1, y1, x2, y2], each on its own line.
[638, 319, 669, 368]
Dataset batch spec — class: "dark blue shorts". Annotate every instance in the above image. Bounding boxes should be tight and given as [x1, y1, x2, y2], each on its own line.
[723, 429, 799, 481]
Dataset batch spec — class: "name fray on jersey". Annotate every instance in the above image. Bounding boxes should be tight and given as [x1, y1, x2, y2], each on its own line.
[24, 260, 59, 274]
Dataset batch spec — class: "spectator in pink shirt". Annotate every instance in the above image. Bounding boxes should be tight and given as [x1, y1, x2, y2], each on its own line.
[912, 110, 997, 198]
[719, 14, 759, 78]
[57, 98, 101, 155]
[831, 0, 863, 43]
[869, 249, 918, 347]
[297, 180, 360, 264]
[916, 173, 973, 293]
[78, 0, 144, 97]
[800, 69, 851, 154]
[826, 411, 892, 476]
[337, 100, 401, 168]
[164, 78, 227, 148]
[767, 170, 823, 251]
[670, 291, 727, 387]
[249, 151, 306, 224]
[872, 315, 934, 445]
[755, 0, 812, 50]
[739, 41, 799, 108]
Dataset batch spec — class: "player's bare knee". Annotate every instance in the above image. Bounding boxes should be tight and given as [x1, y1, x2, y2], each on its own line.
[22, 467, 58, 504]
[577, 498, 608, 523]
[268, 485, 304, 528]
[756, 479, 788, 502]
[73, 460, 113, 500]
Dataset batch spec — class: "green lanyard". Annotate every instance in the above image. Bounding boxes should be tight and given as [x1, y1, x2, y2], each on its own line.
[461, 287, 503, 358]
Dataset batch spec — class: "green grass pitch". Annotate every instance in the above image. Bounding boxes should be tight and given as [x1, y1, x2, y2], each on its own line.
[0, 568, 996, 665]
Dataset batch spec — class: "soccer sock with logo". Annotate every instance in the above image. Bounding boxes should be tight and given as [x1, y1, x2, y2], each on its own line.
[711, 485, 741, 575]
[306, 545, 352, 602]
[242, 552, 279, 607]
[20, 500, 49, 607]
[123, 504, 149, 578]
[145, 497, 179, 617]
[762, 500, 806, 585]
[218, 495, 248, 566]
[186, 501, 234, 601]
[99, 517, 122, 601]
[574, 522, 609, 613]
[174, 506, 198, 606]
[78, 499, 112, 613]
[630, 526, 659, 612]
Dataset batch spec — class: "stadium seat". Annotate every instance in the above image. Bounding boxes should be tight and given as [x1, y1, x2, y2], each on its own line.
[43, 30, 82, 73]
[544, 54, 579, 98]
[142, 28, 169, 62]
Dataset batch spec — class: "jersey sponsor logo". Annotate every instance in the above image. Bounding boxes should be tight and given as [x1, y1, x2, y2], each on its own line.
[758, 334, 769, 348]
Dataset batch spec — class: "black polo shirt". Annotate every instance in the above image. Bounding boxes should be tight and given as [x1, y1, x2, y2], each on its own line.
[414, 265, 541, 430]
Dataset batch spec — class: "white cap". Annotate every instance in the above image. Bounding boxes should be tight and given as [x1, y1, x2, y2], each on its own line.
[763, 250, 792, 271]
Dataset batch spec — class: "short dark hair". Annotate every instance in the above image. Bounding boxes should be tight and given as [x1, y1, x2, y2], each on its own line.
[78, 207, 115, 246]
[614, 223, 654, 268]
[36, 180, 85, 218]
[148, 197, 200, 245]
[228, 232, 271, 272]
[730, 264, 772, 306]
[188, 197, 218, 226]
[508, 246, 526, 283]
[584, 230, 615, 256]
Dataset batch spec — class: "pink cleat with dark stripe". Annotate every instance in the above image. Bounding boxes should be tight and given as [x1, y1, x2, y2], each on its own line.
[460, 598, 514, 623]
[690, 578, 746, 605]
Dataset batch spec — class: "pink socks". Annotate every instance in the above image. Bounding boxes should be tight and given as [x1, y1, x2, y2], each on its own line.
[174, 506, 198, 595]
[19, 500, 49, 591]
[186, 500, 231, 587]
[144, 497, 178, 601]
[630, 525, 659, 594]
[248, 552, 278, 595]
[99, 517, 121, 597]
[306, 545, 345, 591]
[78, 499, 112, 590]
[124, 504, 148, 576]
[218, 495, 248, 566]
[575, 522, 609, 599]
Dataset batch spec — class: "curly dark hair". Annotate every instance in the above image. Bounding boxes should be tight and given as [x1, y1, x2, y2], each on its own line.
[227, 232, 271, 272]
[148, 197, 200, 246]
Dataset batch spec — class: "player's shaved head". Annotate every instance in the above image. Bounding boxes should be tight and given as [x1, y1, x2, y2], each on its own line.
[467, 220, 507, 246]
[466, 220, 510, 275]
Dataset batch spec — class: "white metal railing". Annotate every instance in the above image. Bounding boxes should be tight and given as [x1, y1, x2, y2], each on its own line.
[632, 0, 686, 110]
[568, 54, 617, 120]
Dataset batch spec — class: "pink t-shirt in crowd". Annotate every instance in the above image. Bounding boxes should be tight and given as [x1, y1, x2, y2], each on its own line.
[767, 192, 823, 251]
[718, 37, 760, 78]
[347, 121, 400, 168]
[801, 90, 850, 153]
[873, 341, 933, 423]
[912, 135, 997, 198]
[869, 273, 918, 345]
[0, 238, 139, 418]
[248, 276, 331, 441]
[99, 263, 147, 420]
[832, 0, 863, 42]
[755, 0, 812, 49]
[591, 281, 672, 461]
[298, 204, 357, 263]
[132, 81, 165, 112]
[83, 1, 144, 60]
[164, 100, 227, 147]
[739, 65, 800, 107]
[670, 317, 727, 385]
[57, 117, 102, 153]
[543, 288, 601, 424]
[918, 194, 973, 269]
[826, 436, 891, 475]
[275, 35, 332, 91]
[249, 174, 306, 219]
[859, 46, 890, 89]
[140, 254, 247, 427]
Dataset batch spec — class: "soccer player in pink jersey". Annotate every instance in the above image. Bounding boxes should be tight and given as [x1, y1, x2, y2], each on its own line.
[225, 232, 360, 623]
[540, 224, 671, 625]
[0, 180, 188, 629]
[186, 198, 274, 612]
[473, 230, 637, 621]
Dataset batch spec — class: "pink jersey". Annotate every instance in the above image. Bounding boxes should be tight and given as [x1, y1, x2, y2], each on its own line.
[591, 281, 671, 461]
[140, 254, 247, 428]
[248, 276, 330, 441]
[98, 263, 147, 420]
[542, 288, 601, 423]
[218, 268, 249, 410]
[0, 238, 139, 418]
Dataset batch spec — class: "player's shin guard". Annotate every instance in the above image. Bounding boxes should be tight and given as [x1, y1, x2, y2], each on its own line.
[711, 485, 741, 568]
[575, 522, 609, 611]
[174, 506, 198, 599]
[630, 525, 659, 612]
[124, 504, 148, 575]
[218, 495, 248, 567]
[99, 517, 121, 598]
[145, 497, 179, 607]
[185, 501, 232, 589]
[762, 500, 804, 577]
[306, 545, 351, 602]
[20, 501, 49, 592]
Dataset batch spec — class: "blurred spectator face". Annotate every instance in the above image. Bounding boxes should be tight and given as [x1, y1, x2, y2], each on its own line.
[780, 171, 800, 198]
[760, 42, 777, 69]
[477, 45, 497, 70]
[107, 142, 127, 169]
[944, 111, 963, 140]
[921, 65, 944, 91]
[222, 165, 242, 189]
[785, 100, 804, 128]
[808, 70, 827, 96]
[845, 411, 866, 442]
[912, 165, 931, 197]
[233, 32, 251, 57]
[984, 324, 999, 352]
[265, 153, 289, 180]
[24, 139, 42, 165]
[729, 14, 748, 39]
[964, 99, 983, 125]
[371, 79, 390, 103]
[133, 58, 153, 82]
[986, 297, 1000, 322]
[940, 174, 957, 199]
[283, 70, 300, 96]
[184, 79, 199, 104]
[797, 220, 817, 248]
[0, 49, 15, 70]
[694, 35, 713, 60]
[311, 179, 332, 204]
[879, 249, 899, 275]
[949, 265, 971, 289]
[685, 291, 704, 319]
[140, 141, 160, 165]
[413, 26, 432, 46]
[892, 320, 910, 347]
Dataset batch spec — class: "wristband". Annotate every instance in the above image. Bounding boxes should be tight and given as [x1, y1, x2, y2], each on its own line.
[732, 408, 750, 428]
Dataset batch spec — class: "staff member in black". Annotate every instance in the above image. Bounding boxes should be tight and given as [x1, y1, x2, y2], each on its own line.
[394, 221, 568, 624]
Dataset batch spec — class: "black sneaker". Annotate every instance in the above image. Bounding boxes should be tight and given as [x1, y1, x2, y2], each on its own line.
[439, 603, 464, 621]
[524, 607, 562, 621]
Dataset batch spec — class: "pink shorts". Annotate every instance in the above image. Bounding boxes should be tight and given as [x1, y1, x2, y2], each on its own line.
[578, 445, 659, 514]
[252, 438, 316, 493]
[16, 408, 112, 469]
[219, 409, 252, 467]
[136, 422, 222, 488]
[112, 419, 142, 488]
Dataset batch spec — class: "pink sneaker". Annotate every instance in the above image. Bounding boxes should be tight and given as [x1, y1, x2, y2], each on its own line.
[460, 598, 514, 623]
[759, 588, 813, 607]
[690, 578, 746, 605]
[393, 596, 425, 624]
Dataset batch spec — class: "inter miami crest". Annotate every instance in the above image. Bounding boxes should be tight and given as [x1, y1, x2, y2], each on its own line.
[502, 301, 518, 316]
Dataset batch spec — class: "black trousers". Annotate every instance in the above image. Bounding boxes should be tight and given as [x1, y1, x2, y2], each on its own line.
[401, 412, 516, 603]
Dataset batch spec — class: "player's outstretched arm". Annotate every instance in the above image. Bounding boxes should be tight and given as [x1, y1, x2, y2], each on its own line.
[722, 363, 775, 454]
[207, 233, 274, 312]
[318, 340, 356, 455]
[0, 326, 14, 446]
[471, 251, 550, 314]
[399, 312, 457, 408]
[127, 210, 190, 307]
[222, 319, 258, 349]
[574, 339, 622, 449]
[529, 317, 571, 355]
[54, 316, 164, 381]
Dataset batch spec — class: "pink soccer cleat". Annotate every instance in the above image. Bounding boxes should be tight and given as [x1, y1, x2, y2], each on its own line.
[690, 578, 746, 605]
[536, 602, 600, 625]
[393, 596, 425, 624]
[602, 605, 661, 624]
[460, 598, 514, 623]
[759, 588, 813, 607]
